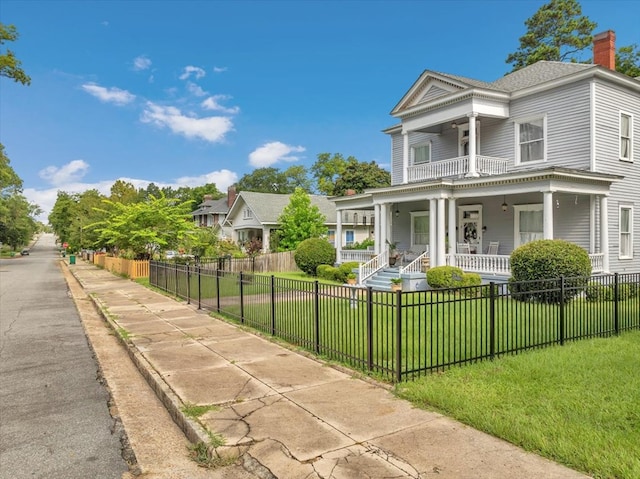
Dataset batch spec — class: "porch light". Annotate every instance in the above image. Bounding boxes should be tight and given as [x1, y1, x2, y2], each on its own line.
[451, 122, 458, 129]
[501, 196, 508, 212]
[395, 207, 400, 217]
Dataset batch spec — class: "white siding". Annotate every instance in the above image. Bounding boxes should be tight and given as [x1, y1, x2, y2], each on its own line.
[391, 132, 404, 185]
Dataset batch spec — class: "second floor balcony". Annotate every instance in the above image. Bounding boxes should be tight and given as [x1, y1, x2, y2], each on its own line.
[407, 155, 509, 183]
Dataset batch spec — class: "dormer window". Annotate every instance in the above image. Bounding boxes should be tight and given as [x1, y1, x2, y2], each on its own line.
[243, 208, 253, 219]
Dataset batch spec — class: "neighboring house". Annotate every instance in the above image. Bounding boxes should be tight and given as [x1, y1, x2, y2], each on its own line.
[333, 31, 639, 278]
[224, 190, 371, 252]
[190, 191, 234, 238]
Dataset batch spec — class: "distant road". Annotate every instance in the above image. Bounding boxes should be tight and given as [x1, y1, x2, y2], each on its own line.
[0, 234, 128, 479]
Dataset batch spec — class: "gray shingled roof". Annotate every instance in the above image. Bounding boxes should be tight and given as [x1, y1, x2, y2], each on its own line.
[238, 191, 336, 224]
[190, 197, 229, 216]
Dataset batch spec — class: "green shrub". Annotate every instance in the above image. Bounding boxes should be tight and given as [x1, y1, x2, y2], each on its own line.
[509, 240, 591, 304]
[316, 264, 338, 281]
[337, 262, 359, 282]
[585, 281, 608, 302]
[427, 266, 465, 289]
[294, 238, 336, 276]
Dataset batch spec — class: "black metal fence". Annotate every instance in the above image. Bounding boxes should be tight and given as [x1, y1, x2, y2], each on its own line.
[150, 261, 640, 382]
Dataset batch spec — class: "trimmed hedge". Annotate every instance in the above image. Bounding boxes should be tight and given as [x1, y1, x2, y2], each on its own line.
[508, 239, 591, 304]
[427, 266, 483, 296]
[294, 238, 336, 276]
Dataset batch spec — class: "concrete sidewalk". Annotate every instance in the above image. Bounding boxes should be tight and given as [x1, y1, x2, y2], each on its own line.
[68, 260, 589, 479]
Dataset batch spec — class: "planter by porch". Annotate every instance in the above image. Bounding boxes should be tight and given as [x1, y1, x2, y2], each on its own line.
[391, 284, 402, 292]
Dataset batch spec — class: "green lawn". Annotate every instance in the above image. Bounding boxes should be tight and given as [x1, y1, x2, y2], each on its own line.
[395, 331, 640, 479]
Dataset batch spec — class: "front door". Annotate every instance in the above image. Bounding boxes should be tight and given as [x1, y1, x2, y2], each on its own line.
[458, 205, 483, 254]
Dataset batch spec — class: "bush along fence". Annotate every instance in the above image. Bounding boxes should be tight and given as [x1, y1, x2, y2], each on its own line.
[149, 261, 640, 382]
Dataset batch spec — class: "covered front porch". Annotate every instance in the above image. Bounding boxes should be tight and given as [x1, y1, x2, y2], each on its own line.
[333, 168, 619, 283]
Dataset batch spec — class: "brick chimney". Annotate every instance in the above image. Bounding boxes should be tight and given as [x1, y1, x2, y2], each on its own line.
[227, 185, 237, 208]
[593, 30, 616, 70]
[345, 189, 356, 196]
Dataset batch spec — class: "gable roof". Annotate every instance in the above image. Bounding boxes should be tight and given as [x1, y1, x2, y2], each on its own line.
[190, 196, 229, 216]
[229, 191, 337, 225]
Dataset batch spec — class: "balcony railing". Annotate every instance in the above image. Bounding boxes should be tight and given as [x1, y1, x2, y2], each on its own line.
[407, 155, 509, 183]
[445, 252, 606, 275]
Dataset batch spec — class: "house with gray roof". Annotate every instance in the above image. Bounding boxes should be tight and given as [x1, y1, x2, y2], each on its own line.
[333, 31, 639, 284]
[225, 191, 371, 252]
[191, 194, 232, 238]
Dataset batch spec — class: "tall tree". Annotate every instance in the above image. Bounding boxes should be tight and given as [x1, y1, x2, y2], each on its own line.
[505, 0, 596, 72]
[333, 160, 391, 196]
[311, 153, 354, 196]
[109, 180, 139, 205]
[616, 44, 640, 78]
[276, 188, 326, 251]
[236, 166, 311, 194]
[0, 23, 31, 85]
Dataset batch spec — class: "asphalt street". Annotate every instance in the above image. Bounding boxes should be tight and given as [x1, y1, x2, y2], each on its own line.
[0, 234, 128, 479]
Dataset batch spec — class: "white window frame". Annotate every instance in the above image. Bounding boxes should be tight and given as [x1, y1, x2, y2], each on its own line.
[619, 205, 633, 259]
[513, 204, 544, 248]
[410, 211, 429, 250]
[327, 229, 336, 246]
[515, 116, 547, 165]
[345, 229, 355, 246]
[411, 141, 432, 165]
[243, 207, 253, 219]
[620, 111, 633, 162]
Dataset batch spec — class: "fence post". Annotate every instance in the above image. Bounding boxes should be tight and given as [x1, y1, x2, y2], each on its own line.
[367, 286, 373, 372]
[489, 282, 496, 360]
[174, 263, 178, 297]
[614, 272, 619, 335]
[197, 265, 202, 310]
[559, 276, 565, 346]
[395, 290, 403, 383]
[186, 263, 191, 304]
[165, 263, 168, 292]
[239, 271, 245, 324]
[271, 275, 276, 336]
[314, 281, 320, 354]
[216, 269, 221, 313]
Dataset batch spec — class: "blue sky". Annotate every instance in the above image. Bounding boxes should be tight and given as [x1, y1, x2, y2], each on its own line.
[2, 0, 639, 221]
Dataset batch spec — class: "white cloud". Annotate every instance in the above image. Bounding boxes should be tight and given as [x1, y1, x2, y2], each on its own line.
[201, 95, 240, 114]
[81, 82, 136, 105]
[39, 160, 90, 186]
[140, 101, 234, 143]
[213, 66, 228, 73]
[187, 82, 208, 97]
[248, 142, 306, 168]
[174, 169, 238, 189]
[179, 65, 206, 80]
[133, 55, 152, 71]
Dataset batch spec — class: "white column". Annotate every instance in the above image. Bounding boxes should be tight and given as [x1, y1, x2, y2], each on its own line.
[589, 195, 596, 253]
[402, 132, 409, 184]
[429, 198, 437, 266]
[448, 197, 456, 258]
[380, 203, 388, 254]
[336, 210, 343, 263]
[437, 197, 446, 266]
[466, 113, 478, 177]
[374, 204, 381, 255]
[543, 191, 554, 239]
[600, 196, 609, 272]
[262, 227, 270, 253]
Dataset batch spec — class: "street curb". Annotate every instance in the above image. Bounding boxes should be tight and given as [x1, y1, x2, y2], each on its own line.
[65, 263, 237, 456]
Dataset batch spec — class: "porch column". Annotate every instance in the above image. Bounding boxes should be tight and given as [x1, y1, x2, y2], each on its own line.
[589, 196, 596, 253]
[402, 132, 409, 184]
[374, 204, 381, 255]
[262, 227, 270, 253]
[429, 198, 437, 266]
[437, 198, 446, 266]
[600, 196, 610, 272]
[380, 203, 389, 255]
[466, 113, 478, 177]
[543, 191, 554, 239]
[336, 210, 343, 263]
[448, 197, 456, 258]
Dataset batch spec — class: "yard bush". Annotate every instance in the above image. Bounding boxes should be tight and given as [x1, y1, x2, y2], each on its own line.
[427, 266, 465, 289]
[337, 262, 360, 282]
[316, 264, 338, 281]
[294, 238, 335, 276]
[509, 239, 591, 304]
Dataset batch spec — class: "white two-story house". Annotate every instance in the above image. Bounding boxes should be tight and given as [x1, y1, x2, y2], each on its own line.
[333, 31, 639, 281]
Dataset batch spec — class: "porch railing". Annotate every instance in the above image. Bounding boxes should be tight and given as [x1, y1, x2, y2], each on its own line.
[359, 251, 388, 284]
[589, 253, 605, 273]
[447, 254, 511, 275]
[399, 250, 429, 274]
[340, 249, 375, 263]
[407, 155, 509, 182]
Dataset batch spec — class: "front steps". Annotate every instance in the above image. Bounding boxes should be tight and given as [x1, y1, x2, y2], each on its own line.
[363, 267, 400, 291]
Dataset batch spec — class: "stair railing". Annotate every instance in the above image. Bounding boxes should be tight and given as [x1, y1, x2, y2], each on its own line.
[358, 250, 388, 284]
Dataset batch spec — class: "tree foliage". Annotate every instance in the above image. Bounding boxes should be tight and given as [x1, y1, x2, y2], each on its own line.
[236, 166, 312, 194]
[91, 194, 194, 258]
[616, 44, 640, 78]
[506, 0, 596, 71]
[276, 188, 326, 251]
[333, 160, 391, 196]
[0, 23, 31, 85]
[311, 153, 354, 196]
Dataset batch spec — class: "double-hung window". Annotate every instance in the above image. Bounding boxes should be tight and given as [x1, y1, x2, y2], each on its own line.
[345, 230, 355, 246]
[619, 206, 633, 259]
[620, 112, 633, 162]
[412, 143, 431, 164]
[514, 204, 543, 248]
[410, 212, 429, 250]
[516, 118, 545, 164]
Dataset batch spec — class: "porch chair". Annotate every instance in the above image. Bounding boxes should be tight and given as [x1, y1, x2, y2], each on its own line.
[457, 242, 471, 254]
[487, 241, 499, 255]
